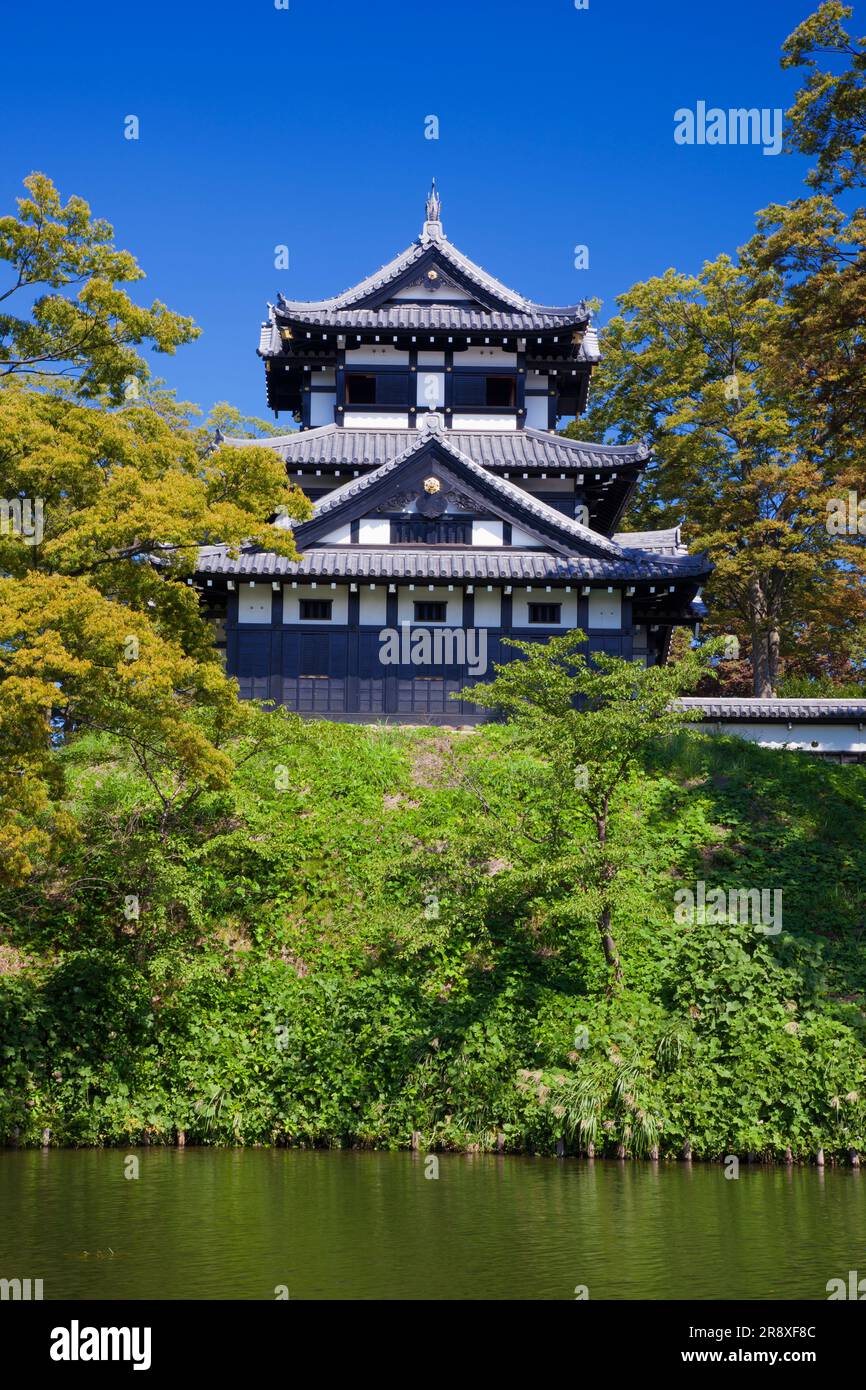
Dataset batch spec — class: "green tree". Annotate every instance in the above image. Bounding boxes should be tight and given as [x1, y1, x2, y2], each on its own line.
[0, 173, 197, 400]
[0, 177, 311, 884]
[570, 255, 861, 696]
[461, 633, 714, 985]
[568, 6, 866, 695]
[744, 4, 866, 471]
[782, 1, 866, 194]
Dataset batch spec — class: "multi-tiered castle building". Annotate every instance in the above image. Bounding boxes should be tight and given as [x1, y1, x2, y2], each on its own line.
[195, 187, 711, 722]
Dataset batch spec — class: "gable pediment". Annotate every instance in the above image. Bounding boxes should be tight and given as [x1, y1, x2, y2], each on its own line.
[293, 434, 623, 560]
[350, 245, 522, 314]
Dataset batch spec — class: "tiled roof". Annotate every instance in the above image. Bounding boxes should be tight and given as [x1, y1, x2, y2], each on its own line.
[292, 428, 625, 560]
[273, 225, 587, 318]
[219, 425, 649, 473]
[196, 545, 709, 582]
[259, 321, 280, 355]
[678, 697, 866, 722]
[280, 305, 587, 333]
[613, 527, 684, 555]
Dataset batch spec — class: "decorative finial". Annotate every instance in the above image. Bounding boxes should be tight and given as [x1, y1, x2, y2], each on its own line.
[425, 178, 441, 223]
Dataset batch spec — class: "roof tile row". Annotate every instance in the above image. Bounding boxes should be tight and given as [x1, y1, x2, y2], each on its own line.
[196, 545, 707, 582]
[221, 424, 649, 473]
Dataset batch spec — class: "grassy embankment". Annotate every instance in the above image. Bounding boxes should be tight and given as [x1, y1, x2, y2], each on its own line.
[1, 720, 864, 1160]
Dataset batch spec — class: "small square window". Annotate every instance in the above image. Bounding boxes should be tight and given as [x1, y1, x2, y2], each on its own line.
[528, 602, 561, 625]
[414, 601, 447, 623]
[299, 599, 333, 621]
[345, 373, 376, 405]
[485, 376, 515, 408]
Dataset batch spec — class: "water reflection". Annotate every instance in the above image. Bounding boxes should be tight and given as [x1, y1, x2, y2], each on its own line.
[0, 1150, 863, 1300]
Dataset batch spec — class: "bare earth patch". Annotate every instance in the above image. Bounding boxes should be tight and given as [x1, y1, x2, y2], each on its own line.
[0, 943, 32, 975]
[408, 731, 474, 789]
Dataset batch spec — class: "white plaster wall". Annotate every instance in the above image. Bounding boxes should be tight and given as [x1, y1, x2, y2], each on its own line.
[588, 590, 622, 630]
[283, 583, 348, 623]
[344, 412, 408, 429]
[451, 415, 516, 431]
[309, 393, 335, 426]
[511, 524, 540, 547]
[525, 396, 549, 429]
[390, 285, 474, 301]
[359, 587, 388, 625]
[358, 518, 391, 544]
[397, 585, 456, 625]
[345, 346, 409, 363]
[512, 588, 578, 627]
[473, 588, 502, 626]
[457, 348, 517, 366]
[472, 520, 503, 546]
[417, 350, 445, 366]
[238, 584, 273, 624]
[695, 723, 866, 754]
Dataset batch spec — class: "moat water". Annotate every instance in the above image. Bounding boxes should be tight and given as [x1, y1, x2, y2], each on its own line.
[1, 1149, 864, 1300]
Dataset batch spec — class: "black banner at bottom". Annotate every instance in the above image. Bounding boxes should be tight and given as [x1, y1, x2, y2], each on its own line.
[5, 1298, 862, 1376]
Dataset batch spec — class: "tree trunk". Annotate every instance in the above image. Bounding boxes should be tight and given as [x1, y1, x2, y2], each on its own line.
[599, 905, 623, 985]
[749, 575, 782, 697]
[768, 624, 781, 693]
[596, 812, 623, 987]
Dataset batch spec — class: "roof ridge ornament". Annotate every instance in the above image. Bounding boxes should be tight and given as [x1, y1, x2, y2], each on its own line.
[423, 179, 443, 240]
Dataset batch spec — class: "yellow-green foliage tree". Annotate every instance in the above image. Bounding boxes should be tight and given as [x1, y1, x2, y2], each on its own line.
[0, 175, 310, 884]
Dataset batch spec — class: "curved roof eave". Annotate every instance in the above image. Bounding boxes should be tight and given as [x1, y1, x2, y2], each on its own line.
[270, 230, 590, 319]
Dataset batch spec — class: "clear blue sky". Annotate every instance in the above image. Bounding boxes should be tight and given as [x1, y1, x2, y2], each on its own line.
[3, 0, 853, 421]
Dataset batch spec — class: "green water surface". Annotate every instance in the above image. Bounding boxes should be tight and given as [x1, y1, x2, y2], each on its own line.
[1, 1149, 863, 1300]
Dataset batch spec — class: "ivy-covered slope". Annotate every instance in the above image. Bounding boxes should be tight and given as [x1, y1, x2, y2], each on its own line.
[1, 722, 864, 1159]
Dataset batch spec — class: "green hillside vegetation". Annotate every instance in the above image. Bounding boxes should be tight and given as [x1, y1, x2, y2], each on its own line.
[1, 717, 864, 1161]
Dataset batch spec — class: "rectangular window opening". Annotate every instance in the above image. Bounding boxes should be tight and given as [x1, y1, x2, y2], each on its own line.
[345, 373, 377, 405]
[485, 375, 516, 407]
[299, 599, 333, 621]
[528, 602, 561, 625]
[413, 600, 448, 623]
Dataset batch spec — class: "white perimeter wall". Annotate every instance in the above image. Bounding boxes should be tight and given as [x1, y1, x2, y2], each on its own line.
[695, 722, 866, 754]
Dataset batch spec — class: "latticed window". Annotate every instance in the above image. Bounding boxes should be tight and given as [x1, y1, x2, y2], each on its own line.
[299, 599, 333, 621]
[528, 603, 561, 625]
[344, 372, 410, 407]
[452, 373, 517, 409]
[414, 601, 448, 623]
[391, 518, 471, 544]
